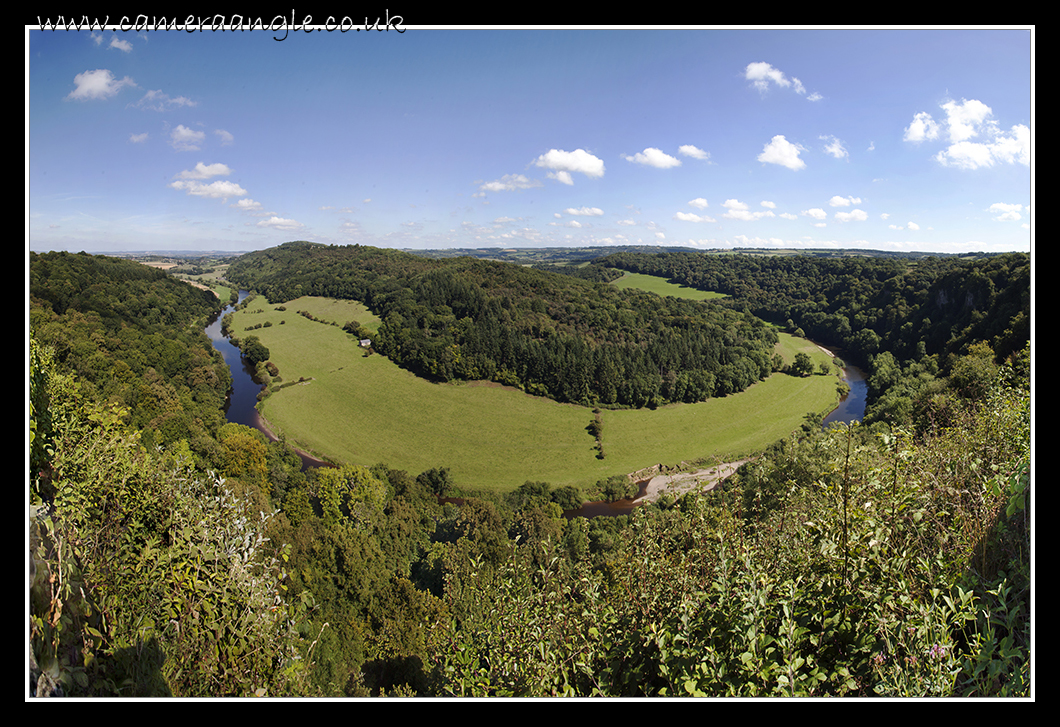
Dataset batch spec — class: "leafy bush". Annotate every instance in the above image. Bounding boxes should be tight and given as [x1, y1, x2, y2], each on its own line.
[29, 360, 312, 697]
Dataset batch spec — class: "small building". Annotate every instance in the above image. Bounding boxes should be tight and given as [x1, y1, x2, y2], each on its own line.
[359, 339, 372, 348]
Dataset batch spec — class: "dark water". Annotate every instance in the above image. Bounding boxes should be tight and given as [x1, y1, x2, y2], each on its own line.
[821, 355, 868, 428]
[204, 291, 260, 427]
[563, 480, 649, 519]
[205, 291, 331, 470]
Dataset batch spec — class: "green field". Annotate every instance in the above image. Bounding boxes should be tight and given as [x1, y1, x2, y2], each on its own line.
[229, 293, 839, 493]
[610, 271, 728, 301]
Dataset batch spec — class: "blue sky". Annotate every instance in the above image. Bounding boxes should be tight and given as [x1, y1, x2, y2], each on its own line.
[28, 26, 1033, 253]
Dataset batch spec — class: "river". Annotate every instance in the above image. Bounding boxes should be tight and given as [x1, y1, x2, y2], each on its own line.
[204, 290, 331, 470]
[820, 351, 868, 429]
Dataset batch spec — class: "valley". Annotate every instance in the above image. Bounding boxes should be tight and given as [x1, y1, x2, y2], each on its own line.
[224, 283, 839, 493]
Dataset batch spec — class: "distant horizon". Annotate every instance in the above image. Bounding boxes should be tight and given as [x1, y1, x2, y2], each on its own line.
[29, 27, 1032, 255]
[51, 242, 1021, 259]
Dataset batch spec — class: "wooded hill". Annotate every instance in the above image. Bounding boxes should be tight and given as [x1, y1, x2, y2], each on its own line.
[29, 251, 232, 452]
[592, 250, 1030, 428]
[593, 250, 1029, 368]
[225, 242, 781, 408]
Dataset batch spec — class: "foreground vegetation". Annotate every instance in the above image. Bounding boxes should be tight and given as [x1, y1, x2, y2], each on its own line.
[29, 247, 1030, 698]
[433, 369, 1030, 697]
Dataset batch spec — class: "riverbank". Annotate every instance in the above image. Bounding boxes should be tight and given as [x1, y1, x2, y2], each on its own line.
[256, 411, 337, 470]
[634, 459, 749, 503]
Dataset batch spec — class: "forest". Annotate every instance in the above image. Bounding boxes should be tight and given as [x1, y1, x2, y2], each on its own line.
[29, 246, 1031, 698]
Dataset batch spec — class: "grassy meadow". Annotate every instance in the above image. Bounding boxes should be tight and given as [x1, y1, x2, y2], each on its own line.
[229, 291, 839, 494]
[610, 271, 728, 301]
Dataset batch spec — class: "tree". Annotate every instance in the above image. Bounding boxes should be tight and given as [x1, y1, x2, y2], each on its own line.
[242, 335, 270, 366]
[792, 352, 815, 377]
[417, 467, 453, 498]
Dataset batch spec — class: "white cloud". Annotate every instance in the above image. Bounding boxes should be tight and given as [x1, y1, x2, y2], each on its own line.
[779, 212, 798, 220]
[935, 142, 994, 170]
[745, 62, 817, 99]
[674, 211, 714, 223]
[745, 62, 792, 92]
[906, 221, 920, 230]
[533, 148, 605, 184]
[989, 202, 1023, 221]
[820, 135, 848, 160]
[834, 209, 868, 222]
[722, 199, 773, 221]
[907, 98, 1029, 170]
[175, 162, 232, 180]
[214, 129, 235, 145]
[758, 135, 806, 170]
[678, 145, 710, 160]
[565, 207, 604, 216]
[129, 132, 148, 143]
[616, 219, 637, 226]
[803, 208, 828, 220]
[688, 198, 709, 210]
[989, 124, 1030, 165]
[479, 173, 542, 192]
[760, 201, 776, 209]
[232, 198, 263, 212]
[941, 98, 994, 143]
[934, 124, 1029, 170]
[623, 147, 681, 168]
[66, 69, 136, 100]
[131, 89, 196, 111]
[256, 216, 303, 231]
[169, 124, 205, 151]
[109, 37, 133, 53]
[903, 112, 940, 143]
[169, 179, 247, 201]
[829, 195, 862, 207]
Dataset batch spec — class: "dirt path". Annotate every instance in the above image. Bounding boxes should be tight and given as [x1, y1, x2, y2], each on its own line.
[634, 460, 750, 503]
